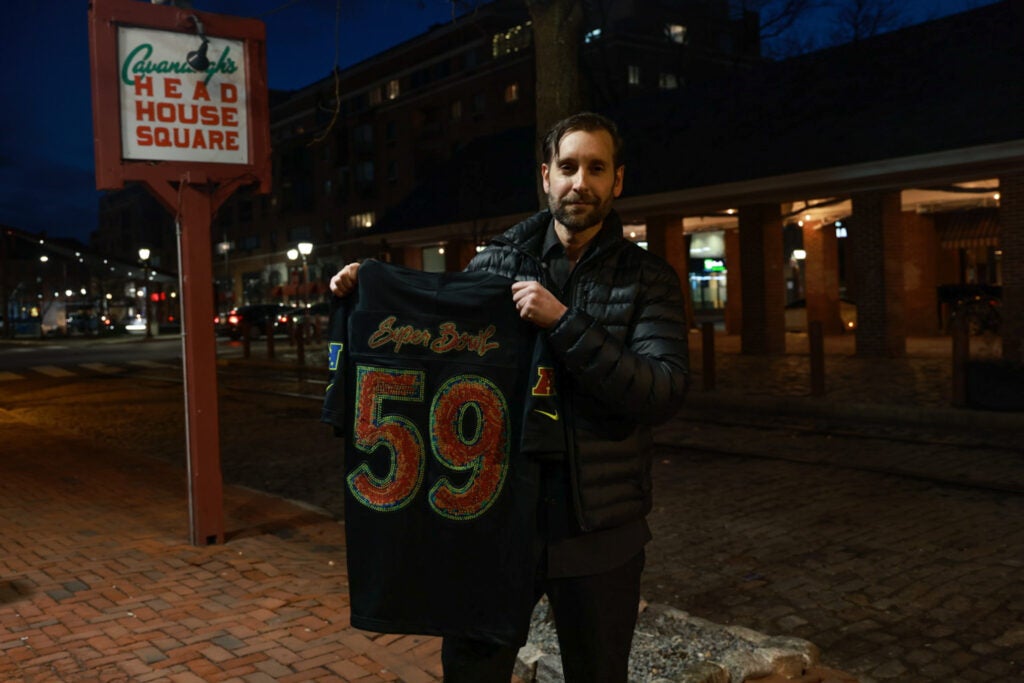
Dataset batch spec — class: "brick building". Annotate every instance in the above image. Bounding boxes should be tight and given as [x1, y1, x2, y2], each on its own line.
[94, 0, 1024, 361]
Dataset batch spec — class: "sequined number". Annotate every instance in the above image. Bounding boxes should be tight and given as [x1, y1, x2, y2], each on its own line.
[349, 366, 510, 520]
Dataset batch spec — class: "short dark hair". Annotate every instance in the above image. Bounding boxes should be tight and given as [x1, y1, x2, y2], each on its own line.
[541, 112, 624, 168]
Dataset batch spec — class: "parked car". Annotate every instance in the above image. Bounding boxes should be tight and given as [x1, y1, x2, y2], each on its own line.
[784, 298, 857, 332]
[225, 304, 293, 340]
[288, 302, 330, 329]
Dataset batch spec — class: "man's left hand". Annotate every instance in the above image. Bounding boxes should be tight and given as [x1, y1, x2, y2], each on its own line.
[511, 281, 567, 329]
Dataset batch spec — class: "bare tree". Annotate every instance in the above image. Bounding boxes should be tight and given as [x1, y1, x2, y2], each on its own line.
[828, 0, 905, 43]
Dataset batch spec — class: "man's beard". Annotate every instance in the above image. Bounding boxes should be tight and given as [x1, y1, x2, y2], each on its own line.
[549, 192, 614, 233]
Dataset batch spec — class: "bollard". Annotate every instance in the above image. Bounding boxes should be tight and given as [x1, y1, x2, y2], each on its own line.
[951, 314, 968, 408]
[295, 322, 305, 366]
[242, 323, 251, 359]
[809, 320, 825, 396]
[701, 322, 716, 392]
[266, 320, 275, 359]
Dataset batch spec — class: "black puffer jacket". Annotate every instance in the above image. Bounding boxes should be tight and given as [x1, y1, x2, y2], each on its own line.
[467, 209, 689, 531]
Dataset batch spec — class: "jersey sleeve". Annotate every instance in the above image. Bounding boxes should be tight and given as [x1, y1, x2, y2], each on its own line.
[320, 295, 351, 432]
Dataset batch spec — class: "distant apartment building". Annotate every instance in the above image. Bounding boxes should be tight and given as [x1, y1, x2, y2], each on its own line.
[96, 0, 759, 307]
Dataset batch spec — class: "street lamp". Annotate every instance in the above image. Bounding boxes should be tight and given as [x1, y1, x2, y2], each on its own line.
[138, 247, 153, 338]
[288, 241, 314, 303]
[216, 239, 233, 310]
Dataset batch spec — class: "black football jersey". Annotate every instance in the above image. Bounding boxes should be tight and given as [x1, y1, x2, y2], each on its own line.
[322, 259, 561, 645]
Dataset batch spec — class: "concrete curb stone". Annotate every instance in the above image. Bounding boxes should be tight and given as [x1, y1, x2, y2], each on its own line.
[515, 600, 820, 683]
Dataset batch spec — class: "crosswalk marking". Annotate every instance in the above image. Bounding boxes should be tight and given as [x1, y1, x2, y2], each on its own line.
[80, 363, 123, 374]
[2, 360, 181, 381]
[129, 360, 176, 369]
[31, 365, 76, 377]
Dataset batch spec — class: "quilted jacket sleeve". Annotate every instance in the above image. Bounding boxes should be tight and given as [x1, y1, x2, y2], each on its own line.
[546, 256, 690, 426]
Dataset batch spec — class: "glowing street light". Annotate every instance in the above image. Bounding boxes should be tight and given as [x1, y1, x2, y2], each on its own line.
[288, 242, 315, 301]
[138, 247, 153, 338]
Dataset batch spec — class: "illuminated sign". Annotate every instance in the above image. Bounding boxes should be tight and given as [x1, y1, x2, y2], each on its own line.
[118, 27, 248, 164]
[703, 258, 726, 272]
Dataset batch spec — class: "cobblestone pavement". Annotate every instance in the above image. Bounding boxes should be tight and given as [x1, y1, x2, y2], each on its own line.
[2, 330, 1022, 681]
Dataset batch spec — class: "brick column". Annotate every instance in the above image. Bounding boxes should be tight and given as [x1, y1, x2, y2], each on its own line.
[444, 239, 477, 271]
[1000, 171, 1024, 363]
[850, 191, 906, 357]
[646, 214, 695, 328]
[398, 247, 423, 270]
[738, 203, 785, 354]
[725, 228, 742, 334]
[802, 222, 843, 334]
[901, 212, 940, 336]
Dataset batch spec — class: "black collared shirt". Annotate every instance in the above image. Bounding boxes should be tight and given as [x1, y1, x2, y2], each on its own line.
[541, 222, 574, 297]
[536, 220, 651, 578]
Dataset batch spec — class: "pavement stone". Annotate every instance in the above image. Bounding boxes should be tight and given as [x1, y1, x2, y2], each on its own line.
[3, 329, 1024, 681]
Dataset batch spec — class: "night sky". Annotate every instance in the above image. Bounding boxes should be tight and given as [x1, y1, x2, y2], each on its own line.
[0, 0, 991, 244]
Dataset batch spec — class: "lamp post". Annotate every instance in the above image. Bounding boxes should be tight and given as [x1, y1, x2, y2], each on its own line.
[138, 247, 153, 338]
[287, 241, 314, 304]
[216, 238, 233, 310]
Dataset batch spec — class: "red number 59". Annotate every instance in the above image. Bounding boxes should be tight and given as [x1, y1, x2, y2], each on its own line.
[348, 366, 510, 520]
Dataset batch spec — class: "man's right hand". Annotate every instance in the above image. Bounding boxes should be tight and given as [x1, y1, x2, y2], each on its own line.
[330, 262, 360, 297]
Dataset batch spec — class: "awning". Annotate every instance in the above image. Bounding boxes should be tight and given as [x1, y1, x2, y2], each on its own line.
[935, 208, 1000, 249]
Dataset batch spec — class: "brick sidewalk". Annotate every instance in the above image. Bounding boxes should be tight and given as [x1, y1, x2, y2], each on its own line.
[0, 413, 443, 682]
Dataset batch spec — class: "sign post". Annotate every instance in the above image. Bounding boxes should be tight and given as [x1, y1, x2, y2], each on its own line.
[89, 0, 272, 545]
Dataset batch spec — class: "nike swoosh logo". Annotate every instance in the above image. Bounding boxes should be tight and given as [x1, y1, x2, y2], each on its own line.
[534, 409, 560, 421]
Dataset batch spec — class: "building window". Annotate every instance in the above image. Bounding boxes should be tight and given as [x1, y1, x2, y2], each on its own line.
[355, 161, 375, 184]
[353, 124, 373, 152]
[504, 83, 520, 103]
[659, 73, 678, 90]
[323, 179, 332, 195]
[628, 65, 641, 86]
[666, 24, 688, 44]
[387, 79, 400, 100]
[385, 120, 397, 143]
[472, 93, 486, 116]
[349, 212, 375, 229]
[387, 160, 398, 183]
[451, 100, 462, 121]
[492, 22, 532, 58]
[369, 87, 383, 106]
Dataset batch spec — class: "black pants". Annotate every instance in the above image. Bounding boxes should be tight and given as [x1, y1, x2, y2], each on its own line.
[440, 549, 644, 683]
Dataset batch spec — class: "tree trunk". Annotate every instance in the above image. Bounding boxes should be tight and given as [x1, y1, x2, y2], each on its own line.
[526, 0, 584, 205]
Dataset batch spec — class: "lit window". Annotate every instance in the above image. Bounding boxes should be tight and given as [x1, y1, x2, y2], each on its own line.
[349, 212, 375, 229]
[659, 73, 678, 90]
[387, 79, 400, 100]
[492, 22, 533, 58]
[628, 65, 641, 86]
[504, 83, 520, 103]
[584, 28, 602, 44]
[369, 87, 382, 106]
[666, 24, 687, 44]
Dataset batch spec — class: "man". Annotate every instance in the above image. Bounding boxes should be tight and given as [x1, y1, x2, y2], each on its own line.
[330, 112, 689, 682]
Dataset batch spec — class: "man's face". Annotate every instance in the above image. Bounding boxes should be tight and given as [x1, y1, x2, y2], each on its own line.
[542, 129, 624, 234]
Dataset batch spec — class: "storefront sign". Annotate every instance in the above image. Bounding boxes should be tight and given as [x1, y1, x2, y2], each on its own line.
[118, 27, 248, 164]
